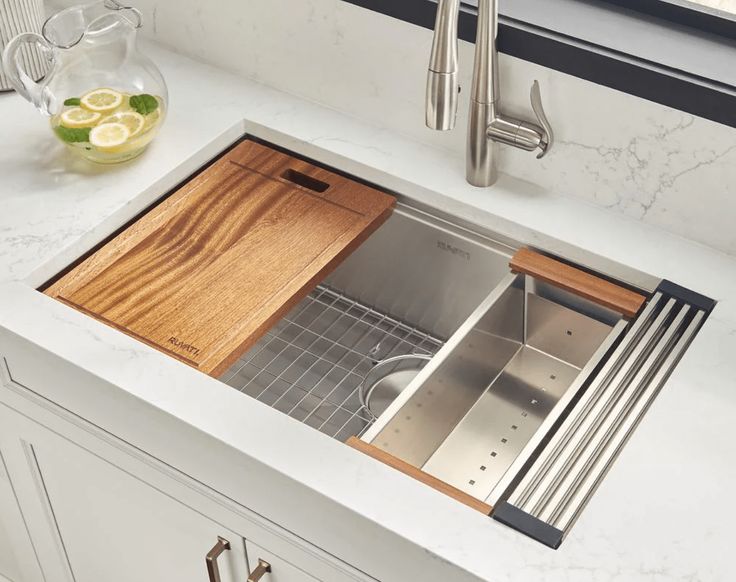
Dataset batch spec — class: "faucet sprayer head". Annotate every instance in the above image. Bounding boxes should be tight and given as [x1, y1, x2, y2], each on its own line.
[426, 71, 459, 131]
[426, 0, 461, 131]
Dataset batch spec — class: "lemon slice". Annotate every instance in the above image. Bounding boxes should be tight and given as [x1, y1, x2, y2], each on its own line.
[99, 111, 145, 138]
[60, 107, 101, 128]
[80, 88, 124, 113]
[89, 122, 131, 150]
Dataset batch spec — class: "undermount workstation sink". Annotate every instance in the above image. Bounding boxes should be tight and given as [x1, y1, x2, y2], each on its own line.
[219, 203, 514, 442]
[211, 176, 709, 547]
[41, 138, 713, 550]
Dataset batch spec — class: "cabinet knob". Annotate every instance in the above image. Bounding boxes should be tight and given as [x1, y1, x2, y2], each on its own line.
[247, 558, 272, 582]
[206, 536, 231, 582]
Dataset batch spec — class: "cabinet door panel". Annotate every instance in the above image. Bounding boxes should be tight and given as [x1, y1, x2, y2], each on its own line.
[0, 407, 248, 582]
[31, 438, 248, 582]
[0, 420, 74, 582]
[0, 455, 25, 582]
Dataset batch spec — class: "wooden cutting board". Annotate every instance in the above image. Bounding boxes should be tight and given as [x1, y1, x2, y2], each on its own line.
[45, 140, 396, 376]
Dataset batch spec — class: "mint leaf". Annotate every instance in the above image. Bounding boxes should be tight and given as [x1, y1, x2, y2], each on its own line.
[54, 126, 91, 143]
[63, 98, 81, 106]
[129, 94, 159, 115]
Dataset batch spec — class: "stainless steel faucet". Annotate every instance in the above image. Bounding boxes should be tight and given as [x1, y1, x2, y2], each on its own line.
[426, 0, 553, 187]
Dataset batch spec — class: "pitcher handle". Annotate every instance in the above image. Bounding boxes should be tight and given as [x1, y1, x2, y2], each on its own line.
[2, 32, 55, 113]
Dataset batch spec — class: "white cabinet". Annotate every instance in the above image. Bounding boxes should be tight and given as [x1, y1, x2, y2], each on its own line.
[32, 437, 249, 582]
[0, 440, 43, 582]
[0, 387, 371, 582]
[0, 408, 251, 582]
[0, 466, 23, 582]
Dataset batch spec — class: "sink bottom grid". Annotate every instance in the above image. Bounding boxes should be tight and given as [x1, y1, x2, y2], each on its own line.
[219, 285, 445, 441]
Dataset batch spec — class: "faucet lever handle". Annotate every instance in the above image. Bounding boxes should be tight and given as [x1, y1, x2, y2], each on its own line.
[530, 80, 553, 159]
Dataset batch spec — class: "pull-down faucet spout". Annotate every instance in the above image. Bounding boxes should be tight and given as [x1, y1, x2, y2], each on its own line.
[426, 0, 553, 187]
[426, 0, 460, 131]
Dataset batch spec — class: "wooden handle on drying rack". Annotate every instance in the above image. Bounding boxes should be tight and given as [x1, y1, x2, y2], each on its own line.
[510, 248, 646, 319]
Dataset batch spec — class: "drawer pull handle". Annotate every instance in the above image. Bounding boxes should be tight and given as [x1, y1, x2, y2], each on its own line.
[247, 558, 272, 582]
[206, 536, 231, 582]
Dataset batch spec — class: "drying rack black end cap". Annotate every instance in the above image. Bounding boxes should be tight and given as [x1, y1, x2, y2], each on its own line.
[658, 280, 717, 314]
[493, 502, 564, 550]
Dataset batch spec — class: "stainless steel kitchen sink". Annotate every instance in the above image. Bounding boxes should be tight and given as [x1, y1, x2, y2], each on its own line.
[220, 204, 514, 440]
[36, 134, 712, 550]
[218, 190, 712, 550]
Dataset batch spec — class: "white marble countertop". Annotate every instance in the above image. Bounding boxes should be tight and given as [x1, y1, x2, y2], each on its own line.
[1, 43, 735, 581]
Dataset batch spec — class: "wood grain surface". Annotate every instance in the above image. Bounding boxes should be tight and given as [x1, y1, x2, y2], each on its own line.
[346, 437, 494, 515]
[509, 248, 646, 318]
[45, 141, 395, 376]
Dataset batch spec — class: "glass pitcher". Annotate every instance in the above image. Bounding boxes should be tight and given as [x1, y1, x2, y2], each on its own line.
[2, 0, 168, 164]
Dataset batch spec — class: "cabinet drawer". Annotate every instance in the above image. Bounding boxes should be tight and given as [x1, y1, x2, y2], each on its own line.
[244, 538, 366, 582]
[245, 541, 319, 582]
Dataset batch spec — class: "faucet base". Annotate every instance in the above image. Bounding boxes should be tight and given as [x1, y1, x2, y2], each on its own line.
[467, 100, 498, 187]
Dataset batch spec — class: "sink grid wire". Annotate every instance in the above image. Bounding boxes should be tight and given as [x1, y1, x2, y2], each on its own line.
[220, 285, 445, 441]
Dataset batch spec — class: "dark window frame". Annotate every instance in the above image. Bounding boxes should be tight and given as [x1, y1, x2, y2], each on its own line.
[341, 0, 736, 129]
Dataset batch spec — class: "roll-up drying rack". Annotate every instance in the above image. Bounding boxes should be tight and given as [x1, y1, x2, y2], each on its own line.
[494, 280, 712, 548]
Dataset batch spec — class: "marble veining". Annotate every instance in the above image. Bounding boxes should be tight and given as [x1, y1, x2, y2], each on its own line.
[51, 0, 736, 256]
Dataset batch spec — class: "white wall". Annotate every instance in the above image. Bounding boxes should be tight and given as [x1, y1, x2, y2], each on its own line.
[49, 0, 736, 256]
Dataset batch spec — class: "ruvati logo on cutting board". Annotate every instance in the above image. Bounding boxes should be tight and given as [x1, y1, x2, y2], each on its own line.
[168, 337, 201, 357]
